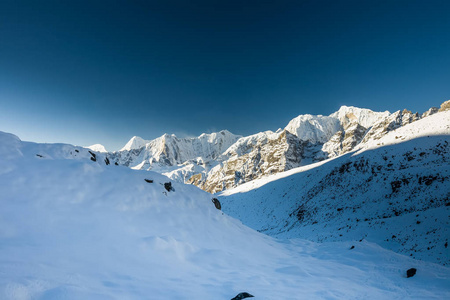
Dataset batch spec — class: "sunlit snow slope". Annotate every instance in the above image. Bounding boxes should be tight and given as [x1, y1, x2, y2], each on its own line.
[219, 111, 450, 266]
[0, 131, 449, 299]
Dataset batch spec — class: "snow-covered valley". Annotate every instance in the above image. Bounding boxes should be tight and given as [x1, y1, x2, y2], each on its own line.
[219, 111, 450, 266]
[1, 128, 449, 299]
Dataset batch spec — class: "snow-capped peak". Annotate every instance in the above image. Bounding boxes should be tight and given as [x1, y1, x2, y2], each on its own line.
[284, 106, 391, 144]
[284, 114, 340, 144]
[86, 144, 107, 153]
[120, 136, 149, 151]
[330, 106, 390, 128]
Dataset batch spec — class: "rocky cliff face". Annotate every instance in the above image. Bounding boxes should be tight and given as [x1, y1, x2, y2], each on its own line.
[188, 130, 305, 193]
[105, 100, 449, 193]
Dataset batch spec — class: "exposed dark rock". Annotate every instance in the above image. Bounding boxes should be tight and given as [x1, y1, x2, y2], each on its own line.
[88, 151, 97, 162]
[115, 162, 119, 166]
[164, 182, 174, 192]
[406, 268, 417, 278]
[36, 154, 43, 158]
[75, 149, 79, 153]
[231, 292, 254, 300]
[144, 179, 153, 183]
[212, 198, 221, 210]
[104, 157, 110, 165]
[350, 245, 355, 250]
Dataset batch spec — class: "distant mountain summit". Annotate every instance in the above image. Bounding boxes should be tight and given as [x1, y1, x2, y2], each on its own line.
[105, 100, 449, 193]
[120, 136, 148, 151]
[107, 130, 242, 182]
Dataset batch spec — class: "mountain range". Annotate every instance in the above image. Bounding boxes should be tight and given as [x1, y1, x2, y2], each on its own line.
[103, 100, 449, 193]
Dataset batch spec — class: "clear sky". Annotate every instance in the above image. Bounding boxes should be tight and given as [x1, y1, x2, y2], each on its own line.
[1, 0, 449, 151]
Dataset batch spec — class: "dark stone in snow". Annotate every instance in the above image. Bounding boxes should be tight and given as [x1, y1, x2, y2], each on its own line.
[104, 157, 110, 165]
[231, 292, 254, 300]
[407, 268, 417, 278]
[212, 198, 221, 210]
[115, 162, 119, 166]
[164, 182, 174, 192]
[144, 179, 153, 183]
[350, 245, 355, 250]
[88, 150, 96, 162]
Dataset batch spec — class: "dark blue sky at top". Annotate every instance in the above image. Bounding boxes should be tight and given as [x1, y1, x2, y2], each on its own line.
[0, 0, 449, 150]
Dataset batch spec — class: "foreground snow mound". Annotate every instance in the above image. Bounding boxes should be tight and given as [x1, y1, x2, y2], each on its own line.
[219, 112, 450, 266]
[1, 131, 449, 299]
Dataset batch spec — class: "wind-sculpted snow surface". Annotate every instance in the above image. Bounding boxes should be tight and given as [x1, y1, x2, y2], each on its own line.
[219, 111, 450, 266]
[1, 131, 450, 299]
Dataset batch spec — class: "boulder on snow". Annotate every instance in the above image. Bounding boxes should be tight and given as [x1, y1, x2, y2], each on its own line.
[212, 198, 221, 210]
[407, 268, 417, 278]
[231, 292, 254, 300]
[164, 182, 174, 192]
[144, 179, 153, 183]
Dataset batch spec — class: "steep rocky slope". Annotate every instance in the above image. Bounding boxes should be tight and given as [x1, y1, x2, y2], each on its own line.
[188, 130, 305, 193]
[218, 110, 450, 265]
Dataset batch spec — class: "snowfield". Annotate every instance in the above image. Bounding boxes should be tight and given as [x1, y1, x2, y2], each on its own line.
[0, 130, 449, 299]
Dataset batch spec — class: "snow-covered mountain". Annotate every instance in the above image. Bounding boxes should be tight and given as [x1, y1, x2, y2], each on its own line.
[219, 110, 450, 266]
[108, 130, 241, 172]
[1, 130, 449, 299]
[120, 136, 149, 151]
[189, 130, 306, 193]
[189, 101, 447, 192]
[104, 101, 448, 194]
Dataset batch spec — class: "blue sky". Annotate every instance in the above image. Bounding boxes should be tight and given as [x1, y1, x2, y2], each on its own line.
[1, 0, 449, 151]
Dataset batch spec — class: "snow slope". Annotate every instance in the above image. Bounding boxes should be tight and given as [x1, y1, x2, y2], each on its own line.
[219, 110, 450, 266]
[1, 130, 449, 299]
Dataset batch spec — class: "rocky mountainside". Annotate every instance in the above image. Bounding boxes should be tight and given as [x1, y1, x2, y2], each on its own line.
[105, 100, 449, 193]
[188, 130, 306, 193]
[219, 110, 450, 265]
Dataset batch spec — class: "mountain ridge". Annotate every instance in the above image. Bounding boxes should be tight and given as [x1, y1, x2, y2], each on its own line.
[219, 110, 450, 265]
[105, 100, 448, 193]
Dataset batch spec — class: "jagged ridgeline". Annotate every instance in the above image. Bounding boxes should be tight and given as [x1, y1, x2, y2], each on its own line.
[104, 100, 450, 193]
